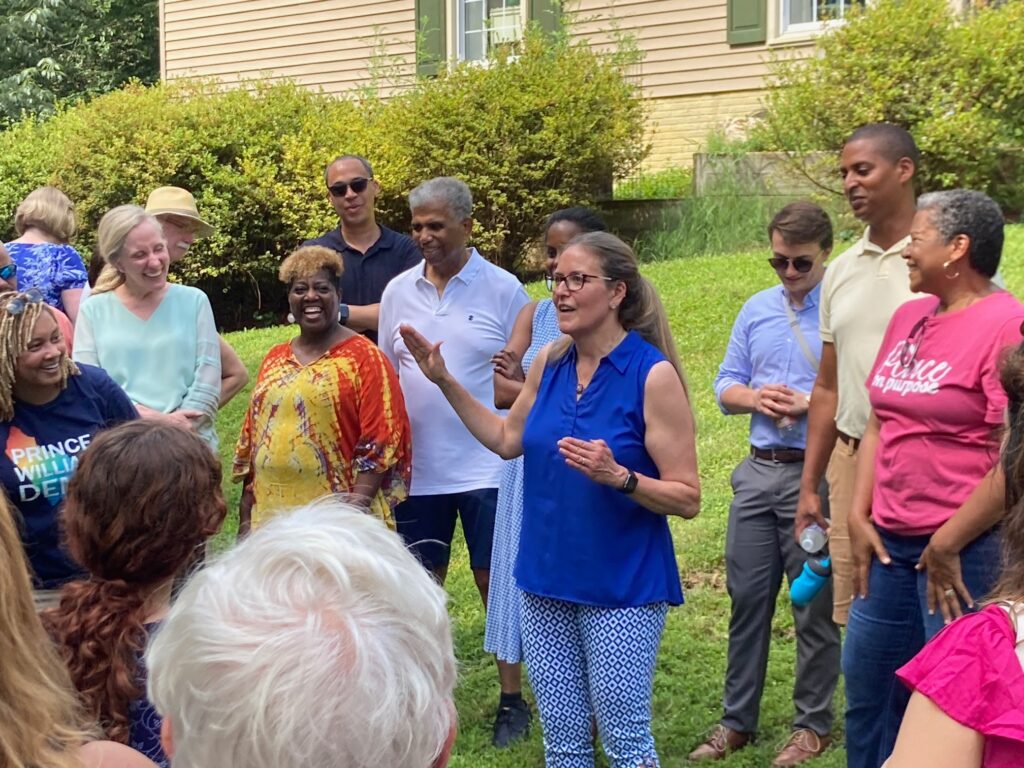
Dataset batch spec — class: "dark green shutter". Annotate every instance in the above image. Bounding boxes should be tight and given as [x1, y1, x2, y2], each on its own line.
[726, 0, 767, 45]
[415, 0, 447, 77]
[528, 0, 562, 35]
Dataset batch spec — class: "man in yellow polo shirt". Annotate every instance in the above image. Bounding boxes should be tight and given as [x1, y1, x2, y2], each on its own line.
[794, 123, 918, 627]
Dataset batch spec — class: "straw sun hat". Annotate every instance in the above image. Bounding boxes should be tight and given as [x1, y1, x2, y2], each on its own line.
[144, 186, 215, 238]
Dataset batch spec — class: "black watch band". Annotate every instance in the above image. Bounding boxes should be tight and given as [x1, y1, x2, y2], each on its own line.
[338, 303, 350, 326]
[620, 470, 638, 494]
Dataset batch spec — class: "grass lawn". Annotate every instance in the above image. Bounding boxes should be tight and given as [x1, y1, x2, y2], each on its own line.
[212, 226, 1024, 767]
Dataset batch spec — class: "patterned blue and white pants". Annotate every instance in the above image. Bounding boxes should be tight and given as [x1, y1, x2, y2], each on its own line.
[520, 592, 668, 768]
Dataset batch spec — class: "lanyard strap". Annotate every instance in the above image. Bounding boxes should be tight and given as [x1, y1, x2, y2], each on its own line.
[783, 298, 820, 374]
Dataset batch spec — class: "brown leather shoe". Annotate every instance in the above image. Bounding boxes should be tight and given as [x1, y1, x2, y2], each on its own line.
[772, 729, 831, 767]
[687, 724, 753, 761]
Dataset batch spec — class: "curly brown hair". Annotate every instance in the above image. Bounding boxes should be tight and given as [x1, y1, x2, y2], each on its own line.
[42, 421, 226, 744]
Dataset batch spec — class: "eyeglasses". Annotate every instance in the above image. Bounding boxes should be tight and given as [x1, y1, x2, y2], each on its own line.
[161, 215, 201, 235]
[767, 256, 816, 273]
[3, 288, 43, 316]
[545, 272, 616, 292]
[899, 314, 929, 370]
[0, 264, 17, 281]
[327, 178, 372, 197]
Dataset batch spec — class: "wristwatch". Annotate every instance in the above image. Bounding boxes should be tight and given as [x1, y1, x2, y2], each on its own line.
[620, 470, 639, 494]
[338, 303, 350, 326]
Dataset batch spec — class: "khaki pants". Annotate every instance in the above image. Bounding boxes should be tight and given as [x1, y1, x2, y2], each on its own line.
[826, 438, 858, 625]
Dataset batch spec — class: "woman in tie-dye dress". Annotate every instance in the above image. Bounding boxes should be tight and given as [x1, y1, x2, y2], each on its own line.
[487, 208, 607, 663]
[233, 246, 411, 534]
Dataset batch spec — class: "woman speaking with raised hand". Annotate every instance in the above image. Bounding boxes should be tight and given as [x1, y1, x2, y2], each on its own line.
[400, 231, 699, 768]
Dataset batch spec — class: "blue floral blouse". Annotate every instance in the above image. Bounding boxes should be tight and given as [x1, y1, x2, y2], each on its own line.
[4, 241, 88, 312]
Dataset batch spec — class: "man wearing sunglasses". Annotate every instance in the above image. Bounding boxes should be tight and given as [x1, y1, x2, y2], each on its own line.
[303, 155, 421, 344]
[695, 202, 839, 766]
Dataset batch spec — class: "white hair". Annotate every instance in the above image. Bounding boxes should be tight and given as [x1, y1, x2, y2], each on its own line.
[146, 497, 457, 768]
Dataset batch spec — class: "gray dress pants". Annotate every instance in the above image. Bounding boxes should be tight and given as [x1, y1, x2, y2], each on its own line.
[721, 454, 841, 736]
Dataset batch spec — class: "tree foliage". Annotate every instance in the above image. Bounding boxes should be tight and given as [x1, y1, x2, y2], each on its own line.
[750, 0, 1024, 212]
[0, 0, 158, 124]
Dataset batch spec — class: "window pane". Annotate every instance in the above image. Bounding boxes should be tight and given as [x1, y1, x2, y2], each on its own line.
[488, 0, 522, 45]
[788, 0, 814, 24]
[465, 0, 485, 33]
[465, 30, 485, 60]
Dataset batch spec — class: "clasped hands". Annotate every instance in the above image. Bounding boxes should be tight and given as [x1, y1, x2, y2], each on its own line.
[754, 383, 810, 419]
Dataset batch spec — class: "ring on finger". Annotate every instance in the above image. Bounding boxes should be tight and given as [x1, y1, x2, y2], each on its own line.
[944, 587, 956, 598]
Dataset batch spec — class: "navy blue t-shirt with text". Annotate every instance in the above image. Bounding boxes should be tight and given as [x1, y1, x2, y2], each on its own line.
[0, 363, 137, 588]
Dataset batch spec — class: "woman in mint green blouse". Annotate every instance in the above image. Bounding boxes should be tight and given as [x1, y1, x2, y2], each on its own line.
[73, 206, 220, 448]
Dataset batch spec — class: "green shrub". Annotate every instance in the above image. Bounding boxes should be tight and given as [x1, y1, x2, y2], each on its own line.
[0, 26, 646, 327]
[750, 0, 1024, 212]
[615, 167, 693, 200]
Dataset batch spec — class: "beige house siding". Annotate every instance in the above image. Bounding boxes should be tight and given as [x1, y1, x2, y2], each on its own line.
[159, 0, 816, 167]
[161, 0, 416, 94]
[643, 90, 767, 170]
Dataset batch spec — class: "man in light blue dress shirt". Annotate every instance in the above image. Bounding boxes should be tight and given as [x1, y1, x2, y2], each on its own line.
[690, 202, 842, 767]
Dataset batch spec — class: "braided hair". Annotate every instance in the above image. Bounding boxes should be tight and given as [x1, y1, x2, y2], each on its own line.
[0, 292, 78, 420]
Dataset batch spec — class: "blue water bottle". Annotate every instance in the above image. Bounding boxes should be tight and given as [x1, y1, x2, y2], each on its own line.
[790, 556, 832, 606]
[790, 523, 831, 606]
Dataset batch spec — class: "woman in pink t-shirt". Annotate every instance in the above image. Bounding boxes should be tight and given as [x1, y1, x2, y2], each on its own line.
[886, 344, 1024, 767]
[843, 190, 1024, 768]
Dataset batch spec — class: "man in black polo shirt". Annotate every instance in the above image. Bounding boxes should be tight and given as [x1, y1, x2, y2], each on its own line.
[303, 155, 421, 343]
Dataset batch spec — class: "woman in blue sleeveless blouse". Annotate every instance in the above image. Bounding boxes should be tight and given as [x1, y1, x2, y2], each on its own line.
[401, 232, 700, 768]
[486, 208, 606, 747]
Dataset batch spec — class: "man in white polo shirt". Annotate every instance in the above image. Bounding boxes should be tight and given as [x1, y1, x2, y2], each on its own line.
[378, 176, 531, 748]
[794, 123, 919, 626]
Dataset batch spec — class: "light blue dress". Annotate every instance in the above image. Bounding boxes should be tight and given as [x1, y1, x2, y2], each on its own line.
[485, 299, 561, 662]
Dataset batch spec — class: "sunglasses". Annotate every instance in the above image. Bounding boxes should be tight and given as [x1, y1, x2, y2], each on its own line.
[4, 287, 43, 316]
[0, 263, 17, 281]
[327, 177, 372, 197]
[767, 256, 815, 273]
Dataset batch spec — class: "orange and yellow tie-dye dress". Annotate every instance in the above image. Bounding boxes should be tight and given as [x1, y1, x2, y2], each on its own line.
[233, 335, 411, 529]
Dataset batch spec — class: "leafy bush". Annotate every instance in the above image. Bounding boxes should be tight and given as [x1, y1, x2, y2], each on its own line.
[750, 0, 1024, 212]
[615, 167, 693, 200]
[0, 26, 646, 328]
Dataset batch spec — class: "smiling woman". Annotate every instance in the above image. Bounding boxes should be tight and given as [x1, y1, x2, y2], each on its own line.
[73, 206, 221, 449]
[0, 291, 137, 605]
[232, 245, 411, 534]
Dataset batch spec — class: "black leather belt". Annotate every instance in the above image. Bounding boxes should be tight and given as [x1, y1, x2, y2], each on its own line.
[837, 431, 861, 451]
[750, 446, 805, 463]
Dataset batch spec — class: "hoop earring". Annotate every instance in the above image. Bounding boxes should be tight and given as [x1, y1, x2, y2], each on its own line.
[943, 259, 961, 280]
[286, 312, 296, 324]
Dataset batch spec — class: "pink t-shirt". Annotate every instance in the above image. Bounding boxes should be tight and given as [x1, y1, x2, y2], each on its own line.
[867, 292, 1024, 535]
[897, 604, 1024, 767]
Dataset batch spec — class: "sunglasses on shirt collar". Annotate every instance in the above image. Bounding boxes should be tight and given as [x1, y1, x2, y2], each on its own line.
[327, 177, 372, 197]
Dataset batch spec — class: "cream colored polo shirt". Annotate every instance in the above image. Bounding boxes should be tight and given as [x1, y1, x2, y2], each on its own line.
[819, 228, 914, 439]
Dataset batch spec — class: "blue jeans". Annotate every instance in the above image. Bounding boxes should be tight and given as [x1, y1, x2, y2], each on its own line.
[842, 526, 1001, 768]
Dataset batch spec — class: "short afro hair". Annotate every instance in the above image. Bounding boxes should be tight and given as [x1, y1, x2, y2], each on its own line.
[278, 246, 345, 285]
